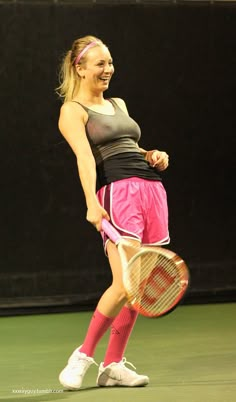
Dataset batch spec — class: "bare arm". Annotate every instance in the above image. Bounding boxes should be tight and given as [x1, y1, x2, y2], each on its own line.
[58, 102, 109, 230]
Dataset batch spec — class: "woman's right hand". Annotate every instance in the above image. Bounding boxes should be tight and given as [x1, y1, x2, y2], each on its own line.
[86, 203, 110, 231]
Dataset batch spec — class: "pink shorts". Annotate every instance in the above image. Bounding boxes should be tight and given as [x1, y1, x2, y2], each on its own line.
[97, 177, 170, 250]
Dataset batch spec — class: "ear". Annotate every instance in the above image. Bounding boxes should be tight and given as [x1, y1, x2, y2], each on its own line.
[75, 64, 85, 79]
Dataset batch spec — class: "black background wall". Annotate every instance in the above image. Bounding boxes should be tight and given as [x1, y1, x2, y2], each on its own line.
[0, 0, 235, 314]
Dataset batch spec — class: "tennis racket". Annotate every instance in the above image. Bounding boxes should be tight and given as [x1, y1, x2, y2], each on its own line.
[102, 219, 189, 318]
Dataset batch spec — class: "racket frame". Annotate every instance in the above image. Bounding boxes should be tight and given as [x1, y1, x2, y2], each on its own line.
[101, 219, 189, 317]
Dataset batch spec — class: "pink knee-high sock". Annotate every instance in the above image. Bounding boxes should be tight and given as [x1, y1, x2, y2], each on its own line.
[80, 309, 114, 357]
[103, 306, 138, 366]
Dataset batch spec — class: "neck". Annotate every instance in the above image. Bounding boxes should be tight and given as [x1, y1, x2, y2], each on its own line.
[74, 88, 105, 106]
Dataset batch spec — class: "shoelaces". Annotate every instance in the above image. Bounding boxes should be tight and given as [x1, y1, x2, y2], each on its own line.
[71, 355, 98, 373]
[118, 357, 137, 371]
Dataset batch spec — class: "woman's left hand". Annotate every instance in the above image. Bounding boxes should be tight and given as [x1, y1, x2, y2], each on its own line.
[146, 150, 169, 171]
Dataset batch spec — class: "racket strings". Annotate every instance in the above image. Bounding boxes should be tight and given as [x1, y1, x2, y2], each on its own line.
[143, 255, 187, 311]
[125, 250, 188, 316]
[140, 256, 181, 310]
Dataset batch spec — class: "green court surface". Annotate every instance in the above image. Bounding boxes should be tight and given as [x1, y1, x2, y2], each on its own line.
[0, 303, 235, 402]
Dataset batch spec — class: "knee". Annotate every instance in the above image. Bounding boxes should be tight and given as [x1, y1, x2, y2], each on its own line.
[111, 283, 128, 304]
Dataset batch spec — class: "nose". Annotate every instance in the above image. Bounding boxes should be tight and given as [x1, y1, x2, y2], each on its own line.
[104, 63, 113, 74]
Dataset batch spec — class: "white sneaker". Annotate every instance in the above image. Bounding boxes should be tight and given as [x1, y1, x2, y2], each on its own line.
[59, 346, 97, 390]
[96, 357, 149, 387]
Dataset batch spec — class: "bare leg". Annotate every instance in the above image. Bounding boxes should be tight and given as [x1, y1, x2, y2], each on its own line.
[80, 239, 140, 357]
[97, 239, 141, 317]
[98, 239, 140, 365]
[96, 241, 127, 317]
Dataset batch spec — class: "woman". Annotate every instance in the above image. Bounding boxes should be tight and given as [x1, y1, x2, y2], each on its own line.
[56, 35, 170, 390]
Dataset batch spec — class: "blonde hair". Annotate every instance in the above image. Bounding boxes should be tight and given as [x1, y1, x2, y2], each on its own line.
[56, 35, 104, 102]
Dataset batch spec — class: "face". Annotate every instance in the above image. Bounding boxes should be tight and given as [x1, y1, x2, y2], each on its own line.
[78, 45, 114, 91]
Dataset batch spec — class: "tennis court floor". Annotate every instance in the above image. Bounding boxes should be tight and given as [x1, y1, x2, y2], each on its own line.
[1, 303, 235, 402]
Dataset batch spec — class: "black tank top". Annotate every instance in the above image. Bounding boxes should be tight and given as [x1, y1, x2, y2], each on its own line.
[73, 99, 161, 190]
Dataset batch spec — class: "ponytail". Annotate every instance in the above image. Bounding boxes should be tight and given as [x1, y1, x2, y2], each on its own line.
[55, 50, 81, 102]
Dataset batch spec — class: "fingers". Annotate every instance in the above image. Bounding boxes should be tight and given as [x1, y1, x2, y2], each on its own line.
[145, 149, 157, 165]
[103, 210, 110, 222]
[97, 211, 110, 232]
[86, 208, 110, 232]
[152, 151, 169, 171]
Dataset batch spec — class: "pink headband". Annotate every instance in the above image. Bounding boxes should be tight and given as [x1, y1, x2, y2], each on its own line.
[74, 41, 99, 65]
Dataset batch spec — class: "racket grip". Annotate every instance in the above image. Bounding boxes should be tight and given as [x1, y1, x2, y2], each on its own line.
[101, 219, 121, 244]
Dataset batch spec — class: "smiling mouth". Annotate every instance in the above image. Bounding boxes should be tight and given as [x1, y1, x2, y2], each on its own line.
[99, 77, 110, 82]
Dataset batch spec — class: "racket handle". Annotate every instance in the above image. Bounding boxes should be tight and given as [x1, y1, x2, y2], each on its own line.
[101, 219, 121, 244]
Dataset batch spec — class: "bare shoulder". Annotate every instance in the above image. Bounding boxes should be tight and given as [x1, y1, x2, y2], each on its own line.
[58, 101, 88, 140]
[111, 97, 129, 115]
[60, 101, 87, 122]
